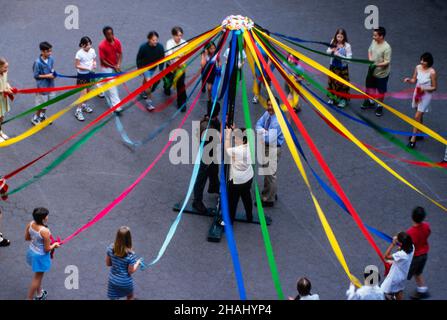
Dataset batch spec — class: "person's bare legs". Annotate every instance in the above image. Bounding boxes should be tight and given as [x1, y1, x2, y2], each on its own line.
[410, 111, 424, 143]
[395, 291, 404, 300]
[27, 272, 45, 300]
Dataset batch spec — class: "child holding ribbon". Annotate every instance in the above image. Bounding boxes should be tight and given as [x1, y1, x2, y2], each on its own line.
[326, 28, 352, 109]
[380, 231, 414, 300]
[25, 207, 60, 300]
[0, 57, 15, 142]
[74, 36, 97, 121]
[106, 226, 142, 300]
[404, 52, 437, 149]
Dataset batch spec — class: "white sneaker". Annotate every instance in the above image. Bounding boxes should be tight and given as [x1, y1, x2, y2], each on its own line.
[327, 99, 334, 105]
[74, 109, 85, 121]
[98, 92, 105, 98]
[81, 104, 93, 113]
[0, 131, 9, 140]
[31, 115, 41, 126]
[0, 136, 4, 143]
[146, 100, 155, 111]
[252, 95, 259, 104]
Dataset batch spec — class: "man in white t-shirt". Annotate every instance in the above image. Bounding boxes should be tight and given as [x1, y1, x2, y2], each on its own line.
[163, 26, 188, 111]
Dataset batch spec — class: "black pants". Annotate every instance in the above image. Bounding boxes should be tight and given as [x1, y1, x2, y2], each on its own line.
[228, 178, 253, 223]
[193, 160, 219, 202]
[164, 70, 187, 109]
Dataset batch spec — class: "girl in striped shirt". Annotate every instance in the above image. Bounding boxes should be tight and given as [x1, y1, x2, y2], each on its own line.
[106, 226, 142, 300]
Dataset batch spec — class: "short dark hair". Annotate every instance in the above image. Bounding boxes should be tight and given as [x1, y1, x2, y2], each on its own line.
[103, 26, 114, 36]
[297, 277, 312, 296]
[397, 231, 413, 254]
[39, 41, 52, 51]
[207, 100, 220, 119]
[79, 36, 92, 48]
[147, 31, 159, 40]
[374, 27, 386, 38]
[32, 207, 49, 225]
[171, 26, 184, 36]
[420, 52, 434, 68]
[412, 206, 426, 223]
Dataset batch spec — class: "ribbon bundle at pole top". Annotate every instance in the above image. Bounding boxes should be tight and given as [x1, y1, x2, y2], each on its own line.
[2, 15, 446, 299]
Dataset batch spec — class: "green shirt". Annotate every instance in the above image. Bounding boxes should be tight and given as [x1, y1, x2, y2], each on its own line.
[369, 40, 392, 78]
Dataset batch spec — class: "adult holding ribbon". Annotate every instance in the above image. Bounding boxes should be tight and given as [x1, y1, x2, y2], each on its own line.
[255, 96, 284, 207]
[0, 57, 15, 141]
[164, 26, 188, 112]
[361, 27, 392, 117]
[403, 52, 437, 149]
[98, 26, 123, 113]
[74, 36, 97, 121]
[31, 42, 56, 126]
[136, 31, 165, 111]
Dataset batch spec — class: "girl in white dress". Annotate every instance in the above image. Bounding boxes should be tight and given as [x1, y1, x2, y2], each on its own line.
[404, 52, 437, 148]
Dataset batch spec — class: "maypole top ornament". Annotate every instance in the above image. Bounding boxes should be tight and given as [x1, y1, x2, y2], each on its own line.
[221, 15, 254, 31]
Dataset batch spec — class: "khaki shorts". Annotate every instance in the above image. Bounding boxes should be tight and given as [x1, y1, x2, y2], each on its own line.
[35, 93, 56, 111]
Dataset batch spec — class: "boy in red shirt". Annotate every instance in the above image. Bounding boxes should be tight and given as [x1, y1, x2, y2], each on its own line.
[406, 206, 431, 299]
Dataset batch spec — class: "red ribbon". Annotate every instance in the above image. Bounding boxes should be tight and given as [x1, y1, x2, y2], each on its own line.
[0, 178, 9, 201]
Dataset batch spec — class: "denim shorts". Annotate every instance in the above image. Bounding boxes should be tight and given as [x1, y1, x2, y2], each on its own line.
[143, 69, 156, 80]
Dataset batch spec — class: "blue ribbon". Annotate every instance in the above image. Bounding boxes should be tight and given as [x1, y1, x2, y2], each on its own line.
[218, 31, 247, 300]
[279, 104, 393, 243]
[144, 63, 225, 267]
[54, 70, 124, 79]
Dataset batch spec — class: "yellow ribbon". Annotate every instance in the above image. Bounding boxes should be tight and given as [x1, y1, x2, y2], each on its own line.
[244, 31, 362, 288]
[250, 31, 447, 212]
[255, 27, 447, 146]
[0, 27, 221, 148]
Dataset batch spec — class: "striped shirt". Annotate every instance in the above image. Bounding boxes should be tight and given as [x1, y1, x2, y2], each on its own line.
[107, 245, 137, 299]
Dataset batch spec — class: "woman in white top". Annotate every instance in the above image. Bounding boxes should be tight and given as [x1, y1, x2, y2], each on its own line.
[225, 126, 254, 224]
[404, 52, 437, 148]
[381, 232, 414, 300]
[25, 208, 60, 300]
[326, 28, 353, 109]
[74, 36, 97, 121]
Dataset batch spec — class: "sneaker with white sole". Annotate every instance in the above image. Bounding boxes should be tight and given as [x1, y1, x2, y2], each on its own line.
[74, 109, 85, 121]
[146, 100, 155, 111]
[252, 95, 259, 104]
[98, 92, 105, 98]
[337, 99, 347, 108]
[0, 131, 9, 140]
[327, 99, 334, 105]
[31, 115, 41, 126]
[33, 290, 48, 300]
[81, 104, 93, 113]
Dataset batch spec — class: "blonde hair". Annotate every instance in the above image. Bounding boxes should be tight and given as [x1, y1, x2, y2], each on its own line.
[113, 226, 133, 258]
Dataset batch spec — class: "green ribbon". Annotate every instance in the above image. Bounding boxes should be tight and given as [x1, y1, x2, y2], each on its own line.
[6, 116, 112, 196]
[238, 34, 285, 300]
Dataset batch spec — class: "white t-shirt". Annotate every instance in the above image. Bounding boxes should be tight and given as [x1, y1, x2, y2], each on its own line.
[380, 247, 414, 294]
[346, 283, 385, 300]
[75, 48, 97, 74]
[166, 38, 187, 56]
[223, 48, 247, 69]
[300, 294, 320, 300]
[226, 144, 254, 185]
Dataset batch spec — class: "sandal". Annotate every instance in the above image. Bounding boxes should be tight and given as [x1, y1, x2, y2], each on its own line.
[0, 238, 11, 247]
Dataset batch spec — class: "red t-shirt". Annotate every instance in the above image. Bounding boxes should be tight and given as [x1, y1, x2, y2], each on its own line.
[407, 222, 431, 256]
[98, 37, 122, 67]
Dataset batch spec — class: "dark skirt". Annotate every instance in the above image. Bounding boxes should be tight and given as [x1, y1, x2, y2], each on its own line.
[327, 65, 350, 101]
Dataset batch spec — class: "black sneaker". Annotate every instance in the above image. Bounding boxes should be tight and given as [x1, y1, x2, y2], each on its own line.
[0, 238, 11, 247]
[375, 106, 383, 117]
[192, 201, 208, 214]
[410, 291, 430, 300]
[361, 99, 374, 109]
[407, 141, 416, 149]
[140, 92, 148, 100]
[254, 200, 274, 207]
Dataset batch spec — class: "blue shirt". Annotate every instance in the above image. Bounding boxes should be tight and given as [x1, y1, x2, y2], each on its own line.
[33, 56, 55, 94]
[256, 111, 284, 146]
